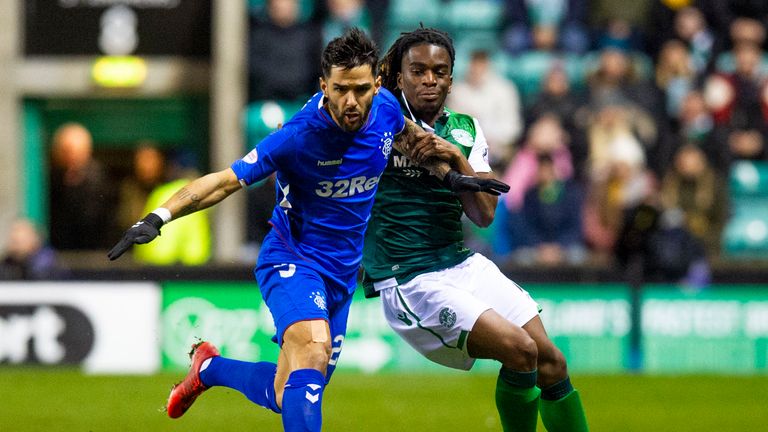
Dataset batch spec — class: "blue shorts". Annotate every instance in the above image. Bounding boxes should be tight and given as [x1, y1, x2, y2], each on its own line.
[255, 259, 353, 380]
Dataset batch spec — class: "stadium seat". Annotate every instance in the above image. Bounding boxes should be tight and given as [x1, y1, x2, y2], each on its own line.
[451, 30, 502, 78]
[722, 212, 768, 258]
[386, 0, 441, 28]
[442, 0, 504, 30]
[501, 51, 587, 105]
[243, 100, 304, 146]
[723, 161, 768, 258]
[729, 160, 768, 198]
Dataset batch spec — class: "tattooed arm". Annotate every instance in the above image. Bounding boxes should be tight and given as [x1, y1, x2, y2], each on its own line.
[108, 168, 242, 260]
[162, 168, 242, 220]
[393, 118, 451, 178]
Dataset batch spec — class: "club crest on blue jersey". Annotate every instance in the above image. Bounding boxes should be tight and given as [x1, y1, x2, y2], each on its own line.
[309, 291, 327, 311]
[380, 131, 394, 159]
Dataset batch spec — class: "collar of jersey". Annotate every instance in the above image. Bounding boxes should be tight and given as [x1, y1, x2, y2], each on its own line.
[317, 94, 374, 134]
[400, 91, 450, 133]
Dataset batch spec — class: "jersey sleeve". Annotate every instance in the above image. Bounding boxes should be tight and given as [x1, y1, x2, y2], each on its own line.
[230, 127, 296, 187]
[468, 117, 492, 173]
[379, 88, 406, 136]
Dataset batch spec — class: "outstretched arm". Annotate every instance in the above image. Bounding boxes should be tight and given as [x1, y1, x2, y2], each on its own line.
[393, 119, 509, 197]
[162, 168, 242, 219]
[107, 168, 242, 260]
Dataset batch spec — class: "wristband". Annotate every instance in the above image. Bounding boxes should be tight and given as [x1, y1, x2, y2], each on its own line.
[151, 207, 172, 224]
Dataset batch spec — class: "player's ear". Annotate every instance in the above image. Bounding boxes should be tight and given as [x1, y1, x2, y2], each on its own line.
[374, 75, 382, 95]
[396, 72, 403, 90]
[319, 77, 327, 97]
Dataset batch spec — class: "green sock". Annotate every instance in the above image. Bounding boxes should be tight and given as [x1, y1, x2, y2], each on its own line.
[539, 377, 588, 432]
[495, 369, 540, 432]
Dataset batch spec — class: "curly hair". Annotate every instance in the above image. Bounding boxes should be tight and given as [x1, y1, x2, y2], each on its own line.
[379, 27, 456, 93]
[321, 27, 379, 78]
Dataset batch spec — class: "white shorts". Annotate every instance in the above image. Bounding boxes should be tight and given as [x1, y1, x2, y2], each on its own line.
[378, 253, 539, 370]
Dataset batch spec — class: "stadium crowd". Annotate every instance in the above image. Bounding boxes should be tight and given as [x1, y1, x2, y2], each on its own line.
[5, 0, 768, 285]
[242, 0, 768, 286]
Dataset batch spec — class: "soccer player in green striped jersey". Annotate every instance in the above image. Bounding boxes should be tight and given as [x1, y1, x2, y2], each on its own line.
[362, 28, 588, 432]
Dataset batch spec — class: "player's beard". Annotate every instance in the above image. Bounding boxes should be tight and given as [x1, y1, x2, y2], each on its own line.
[328, 101, 370, 133]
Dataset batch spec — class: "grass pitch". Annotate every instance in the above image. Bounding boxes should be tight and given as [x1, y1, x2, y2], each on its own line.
[1, 368, 766, 431]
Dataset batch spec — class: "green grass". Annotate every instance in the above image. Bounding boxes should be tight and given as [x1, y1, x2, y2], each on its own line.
[1, 369, 767, 431]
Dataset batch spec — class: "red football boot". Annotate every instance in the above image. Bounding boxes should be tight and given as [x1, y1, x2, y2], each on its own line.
[166, 341, 220, 418]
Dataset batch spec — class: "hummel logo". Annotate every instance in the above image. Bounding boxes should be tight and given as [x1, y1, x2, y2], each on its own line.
[396, 312, 412, 326]
[317, 158, 342, 166]
[305, 384, 322, 403]
[273, 263, 296, 278]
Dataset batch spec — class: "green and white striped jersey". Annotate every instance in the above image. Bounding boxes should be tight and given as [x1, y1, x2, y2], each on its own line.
[362, 99, 491, 297]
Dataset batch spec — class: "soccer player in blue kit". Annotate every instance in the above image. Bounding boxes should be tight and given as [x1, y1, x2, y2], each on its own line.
[108, 28, 508, 432]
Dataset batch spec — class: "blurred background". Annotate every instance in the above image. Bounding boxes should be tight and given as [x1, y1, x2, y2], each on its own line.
[1, 1, 768, 430]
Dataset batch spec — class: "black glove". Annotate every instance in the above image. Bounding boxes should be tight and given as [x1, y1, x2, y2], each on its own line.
[107, 213, 164, 261]
[442, 170, 511, 196]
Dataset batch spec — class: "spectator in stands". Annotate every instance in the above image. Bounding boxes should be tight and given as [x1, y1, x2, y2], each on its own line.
[0, 218, 67, 280]
[587, 45, 662, 115]
[697, 0, 768, 52]
[660, 143, 729, 256]
[502, 114, 574, 213]
[678, 90, 715, 146]
[582, 113, 657, 262]
[589, 0, 652, 39]
[715, 17, 768, 74]
[586, 104, 657, 181]
[527, 63, 589, 178]
[495, 115, 574, 257]
[447, 49, 523, 170]
[595, 17, 645, 54]
[132, 152, 211, 266]
[501, 0, 590, 55]
[48, 122, 114, 250]
[704, 42, 768, 173]
[248, 0, 322, 101]
[513, 153, 587, 266]
[117, 142, 166, 231]
[671, 6, 717, 75]
[320, 0, 370, 46]
[655, 39, 698, 119]
[646, 0, 698, 59]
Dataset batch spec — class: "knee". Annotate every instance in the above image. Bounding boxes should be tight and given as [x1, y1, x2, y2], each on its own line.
[283, 338, 332, 372]
[304, 341, 332, 371]
[539, 347, 568, 385]
[500, 332, 538, 371]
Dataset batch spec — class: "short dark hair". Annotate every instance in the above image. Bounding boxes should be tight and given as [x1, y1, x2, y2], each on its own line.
[380, 27, 456, 92]
[321, 27, 379, 78]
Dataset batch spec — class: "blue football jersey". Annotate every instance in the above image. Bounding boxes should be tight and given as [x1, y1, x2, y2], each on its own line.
[231, 88, 404, 292]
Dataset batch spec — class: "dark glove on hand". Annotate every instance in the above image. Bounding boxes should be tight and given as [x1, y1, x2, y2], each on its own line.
[442, 170, 511, 196]
[107, 213, 164, 261]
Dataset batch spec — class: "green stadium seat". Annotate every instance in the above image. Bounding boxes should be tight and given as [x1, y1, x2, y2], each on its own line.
[501, 52, 587, 105]
[729, 160, 768, 198]
[243, 100, 304, 146]
[442, 0, 504, 30]
[451, 30, 502, 78]
[724, 161, 768, 258]
[722, 211, 768, 258]
[387, 0, 441, 28]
